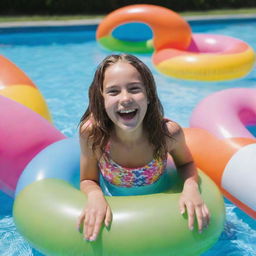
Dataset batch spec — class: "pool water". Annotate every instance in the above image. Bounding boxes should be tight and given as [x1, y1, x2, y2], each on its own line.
[0, 18, 256, 255]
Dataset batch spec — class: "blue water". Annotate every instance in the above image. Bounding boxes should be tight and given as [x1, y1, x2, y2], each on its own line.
[0, 18, 256, 255]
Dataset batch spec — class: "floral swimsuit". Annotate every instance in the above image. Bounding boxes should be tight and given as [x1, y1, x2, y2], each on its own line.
[98, 143, 167, 187]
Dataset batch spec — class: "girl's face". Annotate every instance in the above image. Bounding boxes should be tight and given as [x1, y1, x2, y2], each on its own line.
[102, 62, 148, 133]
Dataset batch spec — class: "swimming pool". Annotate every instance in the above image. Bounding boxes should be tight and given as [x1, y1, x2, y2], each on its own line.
[0, 17, 256, 255]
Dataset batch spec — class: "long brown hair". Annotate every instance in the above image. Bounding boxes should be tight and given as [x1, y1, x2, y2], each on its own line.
[79, 54, 171, 158]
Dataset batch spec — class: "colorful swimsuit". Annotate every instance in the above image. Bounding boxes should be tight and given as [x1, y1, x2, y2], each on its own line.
[98, 143, 167, 188]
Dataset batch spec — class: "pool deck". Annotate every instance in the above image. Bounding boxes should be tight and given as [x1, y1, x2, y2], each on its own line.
[0, 13, 255, 28]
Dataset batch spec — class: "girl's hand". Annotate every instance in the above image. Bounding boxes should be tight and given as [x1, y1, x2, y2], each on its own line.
[179, 184, 210, 233]
[77, 191, 112, 241]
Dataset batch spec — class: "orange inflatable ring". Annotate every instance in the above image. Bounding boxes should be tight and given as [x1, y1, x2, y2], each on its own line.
[97, 4, 255, 81]
[184, 128, 256, 219]
[96, 4, 191, 53]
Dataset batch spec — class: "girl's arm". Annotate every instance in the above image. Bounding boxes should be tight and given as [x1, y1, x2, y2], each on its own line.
[166, 121, 210, 233]
[77, 123, 112, 241]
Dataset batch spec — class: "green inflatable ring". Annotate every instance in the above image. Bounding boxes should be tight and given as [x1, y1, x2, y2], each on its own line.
[14, 170, 225, 256]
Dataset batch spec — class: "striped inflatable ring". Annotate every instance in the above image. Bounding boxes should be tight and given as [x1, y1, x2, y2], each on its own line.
[96, 5, 255, 81]
[153, 34, 255, 81]
[0, 55, 63, 196]
[189, 88, 256, 219]
[0, 55, 52, 121]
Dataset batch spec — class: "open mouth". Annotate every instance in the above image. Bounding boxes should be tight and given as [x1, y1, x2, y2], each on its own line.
[117, 108, 138, 120]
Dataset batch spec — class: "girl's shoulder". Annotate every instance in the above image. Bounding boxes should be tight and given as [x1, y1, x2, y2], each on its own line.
[164, 119, 184, 152]
[164, 119, 182, 137]
[79, 117, 102, 159]
[79, 117, 94, 137]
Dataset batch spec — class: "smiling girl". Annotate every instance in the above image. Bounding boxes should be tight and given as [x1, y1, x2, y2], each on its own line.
[77, 54, 210, 242]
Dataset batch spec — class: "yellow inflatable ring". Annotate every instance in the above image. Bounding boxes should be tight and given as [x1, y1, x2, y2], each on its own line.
[153, 34, 255, 81]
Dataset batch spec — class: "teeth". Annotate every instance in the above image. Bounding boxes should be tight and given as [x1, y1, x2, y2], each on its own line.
[118, 109, 136, 114]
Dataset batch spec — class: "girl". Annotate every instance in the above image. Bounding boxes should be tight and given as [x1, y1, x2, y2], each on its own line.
[77, 54, 210, 242]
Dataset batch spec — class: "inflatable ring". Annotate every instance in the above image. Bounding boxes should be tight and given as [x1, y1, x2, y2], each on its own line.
[0, 55, 52, 121]
[97, 5, 255, 81]
[190, 88, 256, 139]
[188, 88, 256, 219]
[96, 4, 191, 53]
[153, 34, 255, 81]
[0, 95, 64, 197]
[14, 137, 225, 256]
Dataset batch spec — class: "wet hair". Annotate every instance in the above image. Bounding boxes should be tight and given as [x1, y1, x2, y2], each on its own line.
[79, 54, 171, 159]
